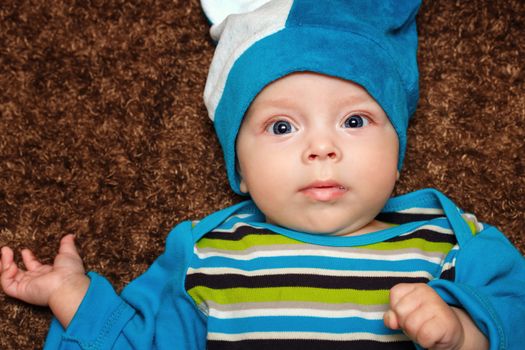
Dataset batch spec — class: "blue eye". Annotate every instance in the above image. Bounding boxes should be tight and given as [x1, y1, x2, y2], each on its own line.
[268, 120, 296, 135]
[343, 114, 369, 128]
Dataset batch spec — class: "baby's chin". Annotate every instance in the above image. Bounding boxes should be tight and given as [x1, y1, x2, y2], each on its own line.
[266, 216, 377, 237]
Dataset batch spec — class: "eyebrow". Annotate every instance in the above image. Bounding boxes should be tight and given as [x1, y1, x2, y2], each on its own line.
[257, 92, 374, 105]
[250, 93, 382, 116]
[252, 97, 298, 109]
[336, 93, 377, 107]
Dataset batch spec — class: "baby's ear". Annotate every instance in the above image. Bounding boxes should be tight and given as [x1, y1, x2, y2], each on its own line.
[239, 178, 249, 194]
[236, 162, 249, 194]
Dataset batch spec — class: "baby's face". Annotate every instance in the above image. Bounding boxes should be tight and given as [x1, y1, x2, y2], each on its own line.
[236, 72, 399, 236]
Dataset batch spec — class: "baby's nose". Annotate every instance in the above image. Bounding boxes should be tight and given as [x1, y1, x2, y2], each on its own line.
[303, 137, 342, 162]
[307, 150, 338, 161]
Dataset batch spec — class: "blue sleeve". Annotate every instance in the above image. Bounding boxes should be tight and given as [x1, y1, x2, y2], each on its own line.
[43, 221, 207, 350]
[430, 226, 525, 350]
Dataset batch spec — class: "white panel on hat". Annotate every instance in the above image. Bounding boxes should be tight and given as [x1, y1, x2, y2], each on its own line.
[202, 0, 273, 26]
[203, 0, 294, 121]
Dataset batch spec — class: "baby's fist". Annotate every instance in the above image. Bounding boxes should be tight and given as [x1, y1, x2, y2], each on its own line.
[384, 283, 464, 350]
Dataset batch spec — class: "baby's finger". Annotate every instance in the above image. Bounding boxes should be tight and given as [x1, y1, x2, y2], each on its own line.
[58, 234, 80, 257]
[1, 247, 21, 295]
[389, 284, 420, 318]
[21, 249, 43, 271]
[1, 246, 15, 273]
[398, 304, 438, 342]
[383, 310, 400, 330]
[389, 283, 418, 306]
[417, 320, 445, 349]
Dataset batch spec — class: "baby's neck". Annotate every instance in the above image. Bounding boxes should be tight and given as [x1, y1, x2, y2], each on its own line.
[340, 219, 392, 236]
[265, 218, 392, 237]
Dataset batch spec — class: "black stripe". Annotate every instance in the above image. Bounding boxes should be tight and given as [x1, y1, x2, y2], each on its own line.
[386, 228, 457, 245]
[204, 213, 453, 243]
[440, 267, 456, 281]
[208, 339, 416, 350]
[205, 217, 452, 243]
[205, 225, 279, 241]
[376, 212, 443, 225]
[185, 273, 430, 291]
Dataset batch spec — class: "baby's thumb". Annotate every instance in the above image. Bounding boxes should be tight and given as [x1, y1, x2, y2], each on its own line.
[58, 234, 80, 257]
[383, 310, 400, 330]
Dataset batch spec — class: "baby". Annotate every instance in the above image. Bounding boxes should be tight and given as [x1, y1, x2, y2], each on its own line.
[2, 1, 525, 349]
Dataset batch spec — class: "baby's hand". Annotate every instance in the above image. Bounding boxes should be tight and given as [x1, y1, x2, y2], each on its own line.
[384, 283, 464, 350]
[1, 234, 90, 327]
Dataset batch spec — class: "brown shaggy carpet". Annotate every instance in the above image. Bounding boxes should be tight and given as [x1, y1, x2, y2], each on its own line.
[0, 0, 523, 348]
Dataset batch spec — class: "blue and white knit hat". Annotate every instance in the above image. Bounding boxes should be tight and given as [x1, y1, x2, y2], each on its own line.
[202, 0, 421, 194]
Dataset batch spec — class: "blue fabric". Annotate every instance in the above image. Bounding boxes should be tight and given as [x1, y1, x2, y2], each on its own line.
[431, 226, 525, 350]
[43, 189, 525, 349]
[208, 315, 399, 335]
[44, 221, 207, 349]
[211, 0, 421, 194]
[286, 0, 420, 115]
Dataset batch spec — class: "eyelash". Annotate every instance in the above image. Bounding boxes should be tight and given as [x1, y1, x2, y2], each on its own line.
[265, 119, 297, 135]
[263, 113, 372, 135]
[342, 114, 371, 128]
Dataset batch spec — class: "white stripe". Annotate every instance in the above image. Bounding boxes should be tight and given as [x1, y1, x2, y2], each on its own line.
[208, 224, 453, 241]
[227, 213, 254, 220]
[195, 248, 444, 264]
[208, 307, 385, 320]
[187, 266, 434, 279]
[208, 331, 408, 342]
[203, 0, 294, 120]
[441, 254, 458, 272]
[398, 207, 445, 215]
[402, 223, 452, 235]
[212, 221, 255, 233]
[420, 224, 453, 234]
[212, 222, 453, 235]
[441, 262, 455, 272]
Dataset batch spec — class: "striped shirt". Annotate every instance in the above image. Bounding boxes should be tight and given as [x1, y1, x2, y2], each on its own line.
[185, 208, 472, 349]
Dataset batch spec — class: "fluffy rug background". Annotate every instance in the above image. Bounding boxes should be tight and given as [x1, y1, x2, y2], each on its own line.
[1, 0, 523, 347]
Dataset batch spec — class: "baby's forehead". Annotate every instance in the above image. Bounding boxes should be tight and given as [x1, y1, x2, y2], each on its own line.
[245, 72, 385, 114]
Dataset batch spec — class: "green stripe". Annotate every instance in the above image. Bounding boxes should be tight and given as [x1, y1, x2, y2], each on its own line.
[360, 238, 454, 254]
[197, 235, 301, 250]
[465, 220, 477, 235]
[198, 236, 453, 254]
[188, 286, 389, 306]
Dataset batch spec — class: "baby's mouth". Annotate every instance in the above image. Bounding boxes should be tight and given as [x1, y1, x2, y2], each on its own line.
[299, 181, 348, 202]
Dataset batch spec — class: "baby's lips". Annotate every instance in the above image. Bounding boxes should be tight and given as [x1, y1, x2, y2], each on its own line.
[299, 181, 348, 202]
